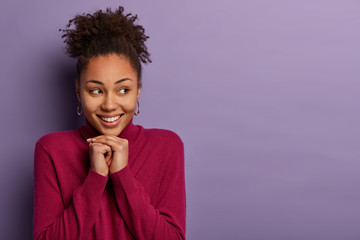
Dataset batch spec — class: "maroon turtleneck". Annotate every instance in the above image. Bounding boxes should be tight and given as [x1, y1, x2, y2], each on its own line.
[33, 120, 186, 240]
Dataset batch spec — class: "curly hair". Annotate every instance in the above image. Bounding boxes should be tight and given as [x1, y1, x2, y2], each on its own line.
[60, 6, 151, 88]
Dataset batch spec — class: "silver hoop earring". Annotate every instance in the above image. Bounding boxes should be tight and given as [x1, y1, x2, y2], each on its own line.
[77, 101, 83, 116]
[134, 100, 140, 116]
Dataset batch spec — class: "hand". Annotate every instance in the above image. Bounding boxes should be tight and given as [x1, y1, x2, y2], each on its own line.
[87, 140, 112, 177]
[88, 135, 129, 174]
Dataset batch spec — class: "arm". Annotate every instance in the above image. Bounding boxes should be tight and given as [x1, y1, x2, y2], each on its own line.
[110, 141, 186, 240]
[33, 142, 108, 240]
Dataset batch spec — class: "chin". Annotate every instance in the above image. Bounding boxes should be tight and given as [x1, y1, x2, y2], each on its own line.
[85, 112, 133, 136]
[101, 128, 123, 136]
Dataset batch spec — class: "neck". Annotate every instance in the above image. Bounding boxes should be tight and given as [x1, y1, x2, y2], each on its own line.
[79, 118, 136, 141]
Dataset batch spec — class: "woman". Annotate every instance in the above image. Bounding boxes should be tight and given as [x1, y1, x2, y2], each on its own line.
[33, 7, 186, 240]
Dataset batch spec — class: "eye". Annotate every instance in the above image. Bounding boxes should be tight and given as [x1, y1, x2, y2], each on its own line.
[90, 89, 102, 95]
[119, 88, 128, 94]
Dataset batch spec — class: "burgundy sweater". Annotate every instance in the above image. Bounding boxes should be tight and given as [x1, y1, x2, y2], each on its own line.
[33, 120, 186, 240]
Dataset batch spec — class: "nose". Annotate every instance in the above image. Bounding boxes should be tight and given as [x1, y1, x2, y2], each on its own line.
[101, 93, 118, 112]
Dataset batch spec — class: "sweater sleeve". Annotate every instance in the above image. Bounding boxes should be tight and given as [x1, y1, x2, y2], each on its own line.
[110, 139, 186, 240]
[33, 141, 108, 240]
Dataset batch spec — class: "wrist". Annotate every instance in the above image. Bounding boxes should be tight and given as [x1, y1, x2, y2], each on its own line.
[109, 163, 127, 174]
[92, 167, 109, 177]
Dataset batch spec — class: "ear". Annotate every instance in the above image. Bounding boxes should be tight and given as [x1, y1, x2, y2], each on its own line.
[75, 79, 81, 101]
[136, 88, 141, 101]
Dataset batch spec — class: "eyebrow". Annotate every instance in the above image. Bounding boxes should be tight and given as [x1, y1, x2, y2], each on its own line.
[86, 78, 132, 85]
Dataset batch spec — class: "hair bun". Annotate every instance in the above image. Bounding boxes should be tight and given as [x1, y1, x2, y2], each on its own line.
[60, 6, 151, 64]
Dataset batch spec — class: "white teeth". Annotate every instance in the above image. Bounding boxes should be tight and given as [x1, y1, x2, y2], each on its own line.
[100, 115, 121, 122]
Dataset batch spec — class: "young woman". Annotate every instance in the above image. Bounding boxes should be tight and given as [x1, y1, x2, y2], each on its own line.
[33, 7, 186, 240]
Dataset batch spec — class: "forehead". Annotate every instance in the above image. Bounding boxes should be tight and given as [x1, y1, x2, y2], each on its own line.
[81, 54, 138, 85]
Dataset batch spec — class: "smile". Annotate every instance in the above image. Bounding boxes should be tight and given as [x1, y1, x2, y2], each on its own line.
[97, 114, 124, 123]
[101, 115, 121, 122]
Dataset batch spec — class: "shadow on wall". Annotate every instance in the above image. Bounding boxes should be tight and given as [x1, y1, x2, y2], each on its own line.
[45, 51, 84, 131]
[2, 155, 34, 240]
[16, 53, 84, 239]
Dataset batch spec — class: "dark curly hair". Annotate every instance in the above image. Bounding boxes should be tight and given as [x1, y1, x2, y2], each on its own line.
[60, 6, 151, 88]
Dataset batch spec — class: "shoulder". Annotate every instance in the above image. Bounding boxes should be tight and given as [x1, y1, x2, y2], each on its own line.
[36, 129, 82, 152]
[140, 127, 184, 168]
[143, 127, 183, 146]
[139, 127, 184, 154]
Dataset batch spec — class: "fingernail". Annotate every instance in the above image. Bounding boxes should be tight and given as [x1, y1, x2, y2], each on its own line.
[87, 138, 93, 142]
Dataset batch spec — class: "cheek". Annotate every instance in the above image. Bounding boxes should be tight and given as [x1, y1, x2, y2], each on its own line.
[121, 97, 137, 112]
[81, 96, 99, 113]
[123, 101, 136, 112]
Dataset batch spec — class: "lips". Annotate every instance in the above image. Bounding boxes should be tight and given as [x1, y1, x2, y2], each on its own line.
[100, 115, 121, 122]
[97, 114, 124, 124]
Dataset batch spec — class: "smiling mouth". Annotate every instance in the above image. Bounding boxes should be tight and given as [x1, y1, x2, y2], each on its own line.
[97, 114, 124, 123]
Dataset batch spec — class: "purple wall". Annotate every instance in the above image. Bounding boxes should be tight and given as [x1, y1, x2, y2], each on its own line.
[1, 0, 359, 239]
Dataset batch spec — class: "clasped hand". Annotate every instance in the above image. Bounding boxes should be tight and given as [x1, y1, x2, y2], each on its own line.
[87, 135, 129, 176]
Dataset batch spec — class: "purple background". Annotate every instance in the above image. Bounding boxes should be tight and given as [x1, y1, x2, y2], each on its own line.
[1, 0, 359, 239]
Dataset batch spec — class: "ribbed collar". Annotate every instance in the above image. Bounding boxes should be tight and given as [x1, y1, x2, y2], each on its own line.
[79, 118, 138, 142]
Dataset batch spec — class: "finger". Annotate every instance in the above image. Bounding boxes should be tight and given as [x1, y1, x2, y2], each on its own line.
[87, 138, 96, 143]
[91, 135, 124, 142]
[104, 149, 112, 163]
[88, 136, 120, 148]
[106, 157, 112, 167]
[90, 142, 112, 155]
[90, 136, 128, 151]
